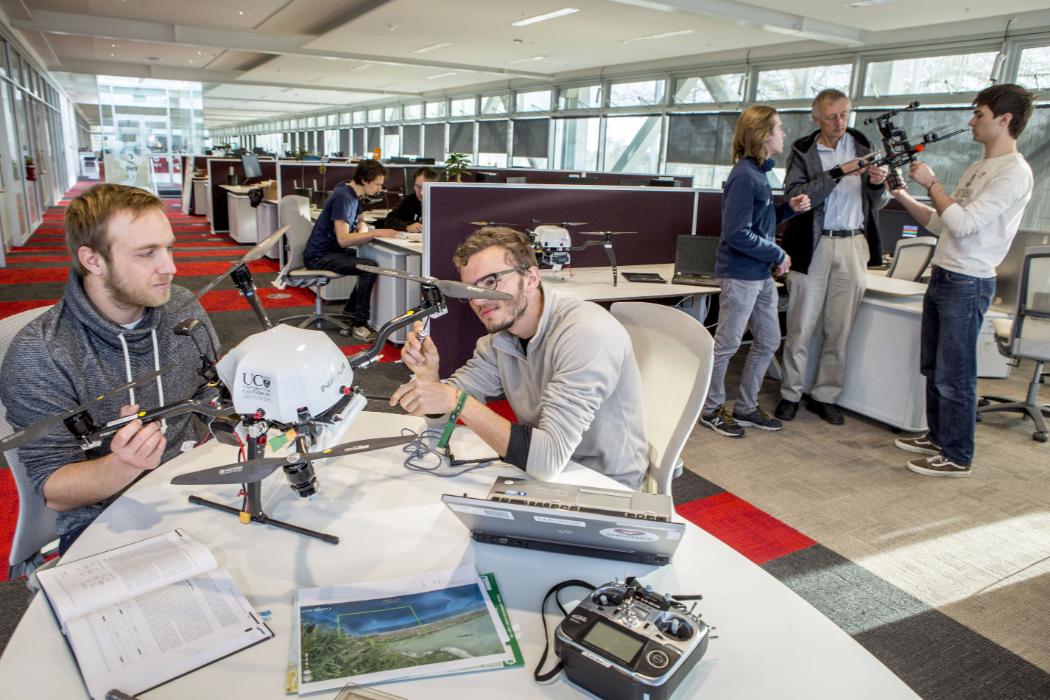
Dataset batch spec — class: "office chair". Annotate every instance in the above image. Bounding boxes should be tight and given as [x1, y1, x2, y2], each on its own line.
[276, 195, 356, 332]
[887, 236, 936, 282]
[0, 305, 59, 579]
[610, 302, 714, 496]
[977, 246, 1050, 443]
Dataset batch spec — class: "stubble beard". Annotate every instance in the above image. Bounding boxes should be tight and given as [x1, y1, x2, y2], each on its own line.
[479, 277, 527, 334]
[103, 267, 170, 314]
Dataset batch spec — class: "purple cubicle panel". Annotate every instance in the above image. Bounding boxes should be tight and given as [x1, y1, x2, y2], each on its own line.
[206, 158, 276, 233]
[424, 183, 698, 375]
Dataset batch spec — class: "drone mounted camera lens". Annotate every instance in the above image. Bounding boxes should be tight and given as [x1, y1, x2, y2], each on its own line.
[283, 460, 318, 498]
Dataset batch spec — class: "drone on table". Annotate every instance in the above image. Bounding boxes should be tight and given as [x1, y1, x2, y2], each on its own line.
[470, 219, 637, 286]
[0, 229, 511, 545]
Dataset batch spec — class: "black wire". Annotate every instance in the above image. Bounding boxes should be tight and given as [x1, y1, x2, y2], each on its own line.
[399, 427, 495, 478]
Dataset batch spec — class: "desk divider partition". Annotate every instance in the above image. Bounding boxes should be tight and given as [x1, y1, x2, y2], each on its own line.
[423, 183, 700, 374]
[206, 158, 276, 234]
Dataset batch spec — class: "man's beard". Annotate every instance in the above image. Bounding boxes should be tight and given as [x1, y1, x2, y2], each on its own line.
[103, 267, 170, 313]
[480, 277, 527, 334]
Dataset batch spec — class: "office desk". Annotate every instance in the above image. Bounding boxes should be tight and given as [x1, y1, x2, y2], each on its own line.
[359, 236, 424, 343]
[220, 185, 260, 244]
[0, 412, 916, 699]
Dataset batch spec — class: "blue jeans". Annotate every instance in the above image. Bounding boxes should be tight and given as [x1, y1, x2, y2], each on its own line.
[305, 250, 378, 326]
[921, 266, 994, 465]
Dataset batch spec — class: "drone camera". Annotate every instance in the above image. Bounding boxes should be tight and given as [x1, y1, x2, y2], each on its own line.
[283, 459, 319, 499]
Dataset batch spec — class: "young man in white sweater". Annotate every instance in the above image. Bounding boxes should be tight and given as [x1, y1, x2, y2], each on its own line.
[890, 83, 1035, 477]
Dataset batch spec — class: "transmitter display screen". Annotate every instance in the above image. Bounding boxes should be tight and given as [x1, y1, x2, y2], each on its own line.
[583, 619, 645, 663]
[578, 489, 633, 510]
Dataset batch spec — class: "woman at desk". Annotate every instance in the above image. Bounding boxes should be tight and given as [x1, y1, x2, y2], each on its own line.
[383, 166, 439, 233]
[700, 106, 810, 438]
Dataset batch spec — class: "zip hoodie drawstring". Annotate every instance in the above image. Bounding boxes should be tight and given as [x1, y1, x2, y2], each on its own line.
[118, 330, 168, 434]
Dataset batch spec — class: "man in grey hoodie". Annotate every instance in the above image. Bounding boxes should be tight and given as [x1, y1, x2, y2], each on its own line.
[389, 227, 648, 490]
[0, 184, 218, 554]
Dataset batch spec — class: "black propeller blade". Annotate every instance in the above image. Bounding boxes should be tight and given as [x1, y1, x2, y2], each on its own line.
[170, 434, 416, 486]
[174, 225, 289, 312]
[0, 366, 172, 452]
[577, 230, 637, 236]
[356, 264, 512, 300]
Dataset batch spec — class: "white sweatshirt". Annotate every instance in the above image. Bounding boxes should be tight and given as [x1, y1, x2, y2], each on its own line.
[926, 152, 1033, 278]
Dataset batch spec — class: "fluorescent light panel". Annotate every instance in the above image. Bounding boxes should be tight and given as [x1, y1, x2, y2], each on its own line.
[426, 71, 459, 80]
[412, 41, 452, 54]
[508, 55, 547, 64]
[510, 8, 578, 27]
[623, 29, 694, 42]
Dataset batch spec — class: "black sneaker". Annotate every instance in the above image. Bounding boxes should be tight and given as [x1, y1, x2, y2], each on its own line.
[733, 406, 783, 431]
[700, 405, 745, 438]
[774, 398, 799, 421]
[807, 399, 845, 425]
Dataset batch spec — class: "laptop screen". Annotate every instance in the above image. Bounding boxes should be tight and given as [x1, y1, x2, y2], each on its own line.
[675, 235, 720, 276]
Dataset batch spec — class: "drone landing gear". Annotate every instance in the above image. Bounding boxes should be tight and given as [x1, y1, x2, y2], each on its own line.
[187, 440, 339, 545]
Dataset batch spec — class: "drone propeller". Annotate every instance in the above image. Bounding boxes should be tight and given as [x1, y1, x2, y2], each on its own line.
[468, 220, 522, 228]
[577, 230, 637, 236]
[0, 366, 171, 452]
[174, 225, 289, 312]
[356, 264, 512, 300]
[170, 434, 415, 486]
[532, 219, 587, 228]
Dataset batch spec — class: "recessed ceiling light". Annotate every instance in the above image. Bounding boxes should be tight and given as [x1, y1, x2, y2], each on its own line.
[508, 55, 547, 64]
[622, 28, 695, 42]
[426, 71, 459, 80]
[110, 43, 118, 48]
[412, 42, 452, 54]
[109, 53, 116, 57]
[510, 7, 578, 27]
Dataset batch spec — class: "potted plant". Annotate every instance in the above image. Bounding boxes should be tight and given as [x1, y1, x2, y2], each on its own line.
[443, 152, 471, 182]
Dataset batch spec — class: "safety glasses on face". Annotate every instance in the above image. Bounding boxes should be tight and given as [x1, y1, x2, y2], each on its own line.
[459, 266, 527, 302]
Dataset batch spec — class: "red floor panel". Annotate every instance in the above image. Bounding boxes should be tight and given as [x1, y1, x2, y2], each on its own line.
[0, 299, 58, 317]
[200, 286, 315, 312]
[676, 492, 816, 565]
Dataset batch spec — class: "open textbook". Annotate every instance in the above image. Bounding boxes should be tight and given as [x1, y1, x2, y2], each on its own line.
[294, 566, 519, 695]
[36, 529, 273, 700]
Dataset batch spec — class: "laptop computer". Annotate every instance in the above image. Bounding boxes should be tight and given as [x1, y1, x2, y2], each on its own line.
[672, 235, 720, 286]
[442, 477, 685, 566]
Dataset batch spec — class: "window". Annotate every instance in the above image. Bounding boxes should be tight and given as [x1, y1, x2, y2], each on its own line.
[324, 129, 339, 156]
[384, 105, 400, 122]
[512, 119, 550, 168]
[341, 112, 351, 125]
[367, 108, 382, 123]
[609, 79, 665, 107]
[478, 120, 508, 167]
[404, 103, 423, 120]
[448, 121, 474, 156]
[673, 73, 745, 104]
[366, 126, 381, 153]
[864, 52, 996, 96]
[451, 98, 476, 117]
[352, 110, 365, 124]
[603, 115, 661, 173]
[756, 64, 851, 101]
[403, 124, 422, 155]
[306, 116, 317, 127]
[516, 90, 552, 112]
[426, 100, 447, 119]
[554, 117, 599, 170]
[1017, 46, 1050, 90]
[384, 131, 401, 157]
[559, 85, 601, 110]
[424, 123, 445, 160]
[480, 94, 509, 115]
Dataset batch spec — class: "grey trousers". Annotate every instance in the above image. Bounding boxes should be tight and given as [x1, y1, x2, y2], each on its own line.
[781, 235, 868, 404]
[704, 277, 780, 415]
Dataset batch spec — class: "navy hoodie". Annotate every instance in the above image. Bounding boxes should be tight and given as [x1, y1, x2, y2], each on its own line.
[715, 158, 795, 281]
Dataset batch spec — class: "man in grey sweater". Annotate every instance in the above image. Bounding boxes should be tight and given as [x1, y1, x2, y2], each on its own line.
[0, 184, 217, 553]
[389, 227, 648, 489]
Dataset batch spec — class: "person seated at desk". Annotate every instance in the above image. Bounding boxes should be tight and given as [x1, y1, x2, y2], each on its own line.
[302, 159, 400, 341]
[384, 166, 439, 233]
[389, 227, 648, 489]
[0, 184, 219, 554]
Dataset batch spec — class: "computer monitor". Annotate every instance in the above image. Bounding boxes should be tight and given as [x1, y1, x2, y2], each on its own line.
[648, 178, 678, 187]
[241, 154, 262, 180]
[674, 235, 720, 276]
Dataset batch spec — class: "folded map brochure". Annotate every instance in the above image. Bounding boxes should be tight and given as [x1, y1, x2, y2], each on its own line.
[35, 529, 273, 700]
[291, 566, 521, 695]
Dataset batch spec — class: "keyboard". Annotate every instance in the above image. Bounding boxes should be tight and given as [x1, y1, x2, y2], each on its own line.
[672, 273, 719, 286]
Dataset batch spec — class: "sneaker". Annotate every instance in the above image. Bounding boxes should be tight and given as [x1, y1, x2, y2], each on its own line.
[700, 405, 745, 438]
[774, 398, 799, 421]
[345, 325, 377, 341]
[907, 455, 971, 478]
[894, 434, 941, 456]
[807, 399, 845, 425]
[733, 406, 783, 431]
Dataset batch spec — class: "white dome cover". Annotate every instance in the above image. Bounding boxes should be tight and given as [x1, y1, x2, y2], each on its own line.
[216, 324, 353, 424]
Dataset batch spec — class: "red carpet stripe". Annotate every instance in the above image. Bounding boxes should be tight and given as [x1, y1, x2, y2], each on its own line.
[676, 492, 816, 565]
[0, 299, 57, 316]
[200, 286, 315, 312]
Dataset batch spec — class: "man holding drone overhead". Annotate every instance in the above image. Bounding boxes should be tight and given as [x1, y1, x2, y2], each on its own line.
[389, 226, 649, 490]
[0, 183, 218, 554]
